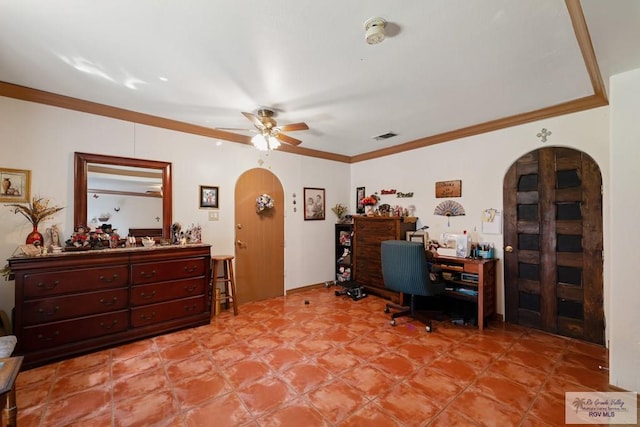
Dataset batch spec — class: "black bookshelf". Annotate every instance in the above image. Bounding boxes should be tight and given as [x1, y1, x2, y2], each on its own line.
[334, 223, 354, 284]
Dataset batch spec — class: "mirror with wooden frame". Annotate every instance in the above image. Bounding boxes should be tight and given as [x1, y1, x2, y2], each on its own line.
[74, 152, 172, 239]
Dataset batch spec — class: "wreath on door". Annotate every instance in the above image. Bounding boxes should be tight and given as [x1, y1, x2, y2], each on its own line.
[256, 194, 274, 213]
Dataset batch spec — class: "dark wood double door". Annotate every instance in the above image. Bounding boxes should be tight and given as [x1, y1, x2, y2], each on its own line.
[503, 147, 604, 345]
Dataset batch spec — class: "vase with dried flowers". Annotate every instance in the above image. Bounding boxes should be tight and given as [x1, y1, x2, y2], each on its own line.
[331, 204, 348, 223]
[5, 196, 64, 246]
[360, 193, 379, 216]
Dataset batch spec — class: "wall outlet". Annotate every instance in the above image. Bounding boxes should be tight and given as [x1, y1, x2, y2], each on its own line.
[208, 211, 219, 221]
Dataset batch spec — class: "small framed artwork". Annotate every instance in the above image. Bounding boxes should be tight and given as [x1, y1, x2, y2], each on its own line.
[435, 180, 462, 198]
[406, 230, 429, 249]
[304, 187, 325, 220]
[0, 167, 31, 203]
[199, 185, 219, 209]
[356, 186, 365, 214]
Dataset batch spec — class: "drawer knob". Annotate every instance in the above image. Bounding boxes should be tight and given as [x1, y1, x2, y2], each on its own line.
[99, 274, 119, 283]
[139, 290, 157, 300]
[99, 319, 119, 330]
[140, 311, 156, 320]
[139, 270, 157, 279]
[183, 304, 197, 312]
[183, 265, 198, 273]
[184, 285, 197, 293]
[100, 297, 118, 306]
[37, 331, 60, 341]
[36, 280, 59, 290]
[37, 305, 60, 316]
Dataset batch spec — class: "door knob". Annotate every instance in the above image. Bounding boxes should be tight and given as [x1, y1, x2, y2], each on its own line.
[505, 245, 513, 253]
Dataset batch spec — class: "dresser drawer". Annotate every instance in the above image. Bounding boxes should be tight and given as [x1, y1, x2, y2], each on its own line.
[21, 310, 129, 352]
[464, 263, 479, 274]
[23, 266, 129, 298]
[355, 244, 381, 260]
[22, 288, 128, 326]
[131, 296, 206, 327]
[356, 269, 383, 287]
[131, 278, 205, 306]
[356, 257, 382, 275]
[355, 220, 396, 236]
[131, 258, 207, 285]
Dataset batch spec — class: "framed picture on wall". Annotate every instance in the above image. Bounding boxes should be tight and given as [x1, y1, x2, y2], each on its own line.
[356, 186, 365, 214]
[0, 167, 31, 203]
[199, 185, 219, 209]
[304, 187, 325, 220]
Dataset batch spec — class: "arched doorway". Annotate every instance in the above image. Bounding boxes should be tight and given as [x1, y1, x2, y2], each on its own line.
[234, 168, 285, 303]
[503, 147, 604, 344]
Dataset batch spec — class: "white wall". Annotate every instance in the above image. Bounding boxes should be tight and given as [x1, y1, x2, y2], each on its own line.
[0, 97, 350, 320]
[3, 86, 638, 392]
[352, 107, 610, 321]
[609, 67, 640, 392]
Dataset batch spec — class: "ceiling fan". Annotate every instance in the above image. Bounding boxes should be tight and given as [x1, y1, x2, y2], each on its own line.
[241, 109, 309, 150]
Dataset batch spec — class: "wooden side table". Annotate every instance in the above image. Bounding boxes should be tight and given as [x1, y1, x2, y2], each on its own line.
[433, 255, 498, 331]
[0, 356, 23, 427]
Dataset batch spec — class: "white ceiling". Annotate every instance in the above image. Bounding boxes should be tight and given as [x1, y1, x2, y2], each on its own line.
[1, 0, 639, 159]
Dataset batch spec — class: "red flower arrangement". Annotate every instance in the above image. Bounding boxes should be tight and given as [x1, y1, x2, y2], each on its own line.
[360, 194, 380, 206]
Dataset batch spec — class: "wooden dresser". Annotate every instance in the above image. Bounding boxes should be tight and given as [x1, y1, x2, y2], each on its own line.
[9, 244, 211, 368]
[353, 216, 416, 301]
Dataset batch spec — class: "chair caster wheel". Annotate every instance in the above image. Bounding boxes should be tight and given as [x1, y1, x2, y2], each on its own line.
[390, 319, 396, 326]
[384, 306, 390, 313]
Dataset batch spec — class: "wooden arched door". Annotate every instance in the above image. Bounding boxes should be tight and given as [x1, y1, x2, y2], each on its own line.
[234, 168, 285, 303]
[503, 147, 604, 344]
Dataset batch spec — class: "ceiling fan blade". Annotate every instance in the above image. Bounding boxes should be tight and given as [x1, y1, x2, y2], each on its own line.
[275, 133, 302, 146]
[278, 122, 309, 132]
[216, 127, 256, 132]
[242, 112, 265, 130]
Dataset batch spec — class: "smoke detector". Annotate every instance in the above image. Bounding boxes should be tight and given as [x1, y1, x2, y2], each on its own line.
[364, 17, 386, 45]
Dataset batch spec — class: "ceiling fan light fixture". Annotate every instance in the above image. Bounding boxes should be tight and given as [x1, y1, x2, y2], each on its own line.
[242, 109, 306, 149]
[251, 132, 280, 151]
[269, 135, 281, 150]
[364, 17, 386, 45]
[252, 133, 268, 151]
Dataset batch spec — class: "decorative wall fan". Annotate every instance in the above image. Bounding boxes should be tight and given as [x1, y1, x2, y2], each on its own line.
[434, 200, 465, 226]
[240, 109, 309, 150]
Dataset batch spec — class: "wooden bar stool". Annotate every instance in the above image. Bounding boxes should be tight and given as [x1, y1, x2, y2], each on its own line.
[211, 255, 238, 316]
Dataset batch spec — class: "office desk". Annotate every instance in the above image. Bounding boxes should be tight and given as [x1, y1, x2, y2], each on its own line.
[433, 255, 497, 331]
[0, 356, 23, 427]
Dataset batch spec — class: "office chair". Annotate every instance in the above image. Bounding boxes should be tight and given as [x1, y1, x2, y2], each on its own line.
[381, 240, 445, 331]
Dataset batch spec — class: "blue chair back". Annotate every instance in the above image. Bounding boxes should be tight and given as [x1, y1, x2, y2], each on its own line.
[381, 240, 442, 297]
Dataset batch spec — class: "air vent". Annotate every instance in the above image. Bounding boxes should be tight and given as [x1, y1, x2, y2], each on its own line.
[373, 132, 397, 141]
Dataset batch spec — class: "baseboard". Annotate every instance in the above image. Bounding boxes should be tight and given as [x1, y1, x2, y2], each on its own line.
[286, 283, 326, 295]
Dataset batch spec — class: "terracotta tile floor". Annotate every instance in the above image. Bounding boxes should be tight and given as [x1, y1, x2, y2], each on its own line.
[14, 287, 623, 426]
